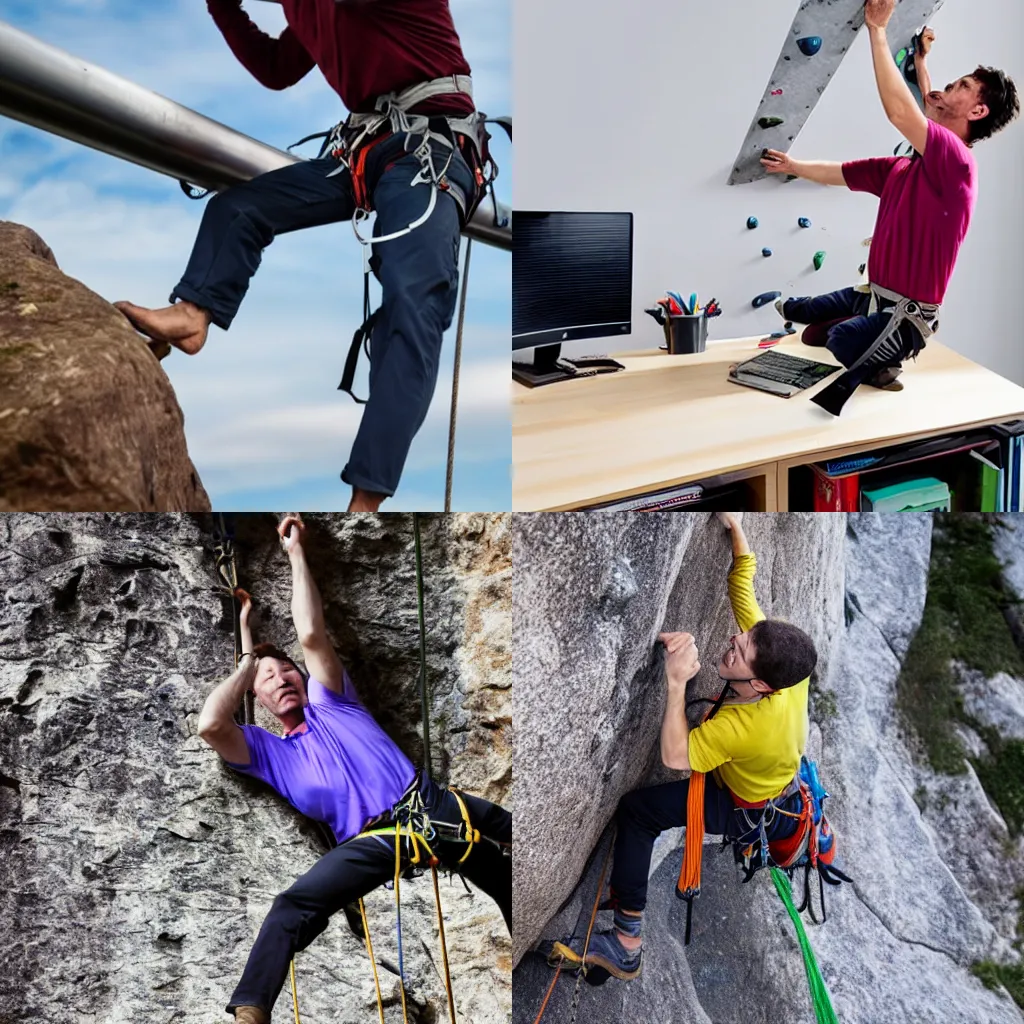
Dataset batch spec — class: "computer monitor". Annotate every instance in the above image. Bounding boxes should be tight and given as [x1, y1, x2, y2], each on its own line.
[513, 211, 633, 386]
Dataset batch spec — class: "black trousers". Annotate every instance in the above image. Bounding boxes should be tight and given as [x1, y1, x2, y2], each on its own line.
[170, 135, 477, 497]
[609, 776, 800, 912]
[226, 777, 511, 1016]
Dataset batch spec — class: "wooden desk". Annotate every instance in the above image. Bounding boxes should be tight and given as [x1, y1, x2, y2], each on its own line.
[512, 335, 1024, 511]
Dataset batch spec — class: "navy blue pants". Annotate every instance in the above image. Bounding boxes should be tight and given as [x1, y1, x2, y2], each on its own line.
[783, 287, 922, 371]
[226, 778, 511, 1016]
[609, 777, 800, 912]
[171, 136, 476, 496]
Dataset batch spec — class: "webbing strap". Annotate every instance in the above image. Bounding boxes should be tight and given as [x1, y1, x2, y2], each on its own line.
[771, 868, 839, 1024]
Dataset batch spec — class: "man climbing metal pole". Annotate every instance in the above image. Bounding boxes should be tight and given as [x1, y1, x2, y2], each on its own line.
[113, 0, 498, 511]
[577, 512, 818, 980]
[197, 514, 512, 1023]
[762, 0, 1019, 415]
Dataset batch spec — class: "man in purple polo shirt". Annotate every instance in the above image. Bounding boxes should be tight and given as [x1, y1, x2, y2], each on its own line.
[197, 514, 511, 1024]
[761, 0, 1019, 414]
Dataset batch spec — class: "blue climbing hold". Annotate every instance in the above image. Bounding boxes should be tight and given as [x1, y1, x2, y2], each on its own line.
[747, 216, 759, 230]
[752, 290, 782, 309]
[797, 36, 823, 57]
[798, 217, 812, 229]
[762, 248, 773, 258]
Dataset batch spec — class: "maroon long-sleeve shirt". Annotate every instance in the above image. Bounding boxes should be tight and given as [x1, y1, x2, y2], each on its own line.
[207, 0, 475, 115]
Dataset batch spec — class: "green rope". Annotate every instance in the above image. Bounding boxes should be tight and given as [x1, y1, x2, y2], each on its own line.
[770, 868, 838, 1024]
[412, 513, 431, 782]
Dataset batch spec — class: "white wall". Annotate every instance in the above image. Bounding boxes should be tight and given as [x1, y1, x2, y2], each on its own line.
[514, 0, 1024, 384]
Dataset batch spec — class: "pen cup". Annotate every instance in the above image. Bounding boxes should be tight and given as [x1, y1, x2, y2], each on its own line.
[668, 312, 707, 355]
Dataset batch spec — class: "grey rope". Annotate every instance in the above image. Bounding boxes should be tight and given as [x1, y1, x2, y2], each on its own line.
[445, 237, 473, 512]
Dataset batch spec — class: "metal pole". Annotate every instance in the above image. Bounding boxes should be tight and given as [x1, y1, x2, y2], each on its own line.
[0, 19, 510, 250]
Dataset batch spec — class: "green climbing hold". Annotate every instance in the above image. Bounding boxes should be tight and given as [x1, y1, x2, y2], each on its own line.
[895, 47, 908, 66]
[813, 251, 827, 271]
[758, 116, 785, 129]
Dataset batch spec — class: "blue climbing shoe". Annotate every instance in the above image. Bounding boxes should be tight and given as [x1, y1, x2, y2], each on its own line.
[582, 929, 643, 981]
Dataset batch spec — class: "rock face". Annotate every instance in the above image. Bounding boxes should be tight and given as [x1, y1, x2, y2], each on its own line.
[0, 512, 510, 1024]
[513, 512, 1024, 1024]
[0, 222, 209, 511]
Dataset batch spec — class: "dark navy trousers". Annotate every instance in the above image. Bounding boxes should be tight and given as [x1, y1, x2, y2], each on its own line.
[784, 287, 922, 371]
[171, 137, 476, 496]
[609, 777, 800, 912]
[226, 777, 511, 1017]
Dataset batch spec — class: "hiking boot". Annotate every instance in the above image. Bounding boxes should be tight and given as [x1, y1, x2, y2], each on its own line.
[234, 1007, 269, 1024]
[582, 929, 642, 981]
[866, 366, 903, 391]
[775, 298, 787, 319]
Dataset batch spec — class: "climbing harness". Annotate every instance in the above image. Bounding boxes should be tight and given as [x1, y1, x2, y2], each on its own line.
[812, 282, 940, 415]
[533, 833, 616, 1024]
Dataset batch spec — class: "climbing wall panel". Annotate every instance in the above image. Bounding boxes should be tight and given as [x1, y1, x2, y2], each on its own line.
[728, 0, 945, 185]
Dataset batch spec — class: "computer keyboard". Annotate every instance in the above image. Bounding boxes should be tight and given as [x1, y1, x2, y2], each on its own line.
[738, 349, 833, 387]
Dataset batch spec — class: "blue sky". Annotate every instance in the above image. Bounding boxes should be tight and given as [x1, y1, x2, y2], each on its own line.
[0, 0, 510, 511]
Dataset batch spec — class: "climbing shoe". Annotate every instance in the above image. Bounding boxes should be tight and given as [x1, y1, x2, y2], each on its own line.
[866, 366, 903, 391]
[234, 1007, 269, 1024]
[582, 929, 643, 981]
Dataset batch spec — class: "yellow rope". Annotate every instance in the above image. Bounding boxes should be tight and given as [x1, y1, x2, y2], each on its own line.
[431, 862, 458, 1024]
[395, 822, 411, 1024]
[359, 898, 387, 1024]
[289, 959, 301, 1024]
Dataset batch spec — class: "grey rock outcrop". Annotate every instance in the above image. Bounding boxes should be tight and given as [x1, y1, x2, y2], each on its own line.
[0, 222, 209, 511]
[513, 512, 1024, 1024]
[0, 512, 510, 1024]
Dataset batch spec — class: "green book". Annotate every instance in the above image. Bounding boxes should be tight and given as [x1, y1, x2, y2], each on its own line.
[970, 450, 1000, 513]
[860, 478, 951, 512]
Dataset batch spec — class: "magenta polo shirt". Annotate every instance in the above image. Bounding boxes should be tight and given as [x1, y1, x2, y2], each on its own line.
[843, 119, 977, 305]
[226, 672, 416, 844]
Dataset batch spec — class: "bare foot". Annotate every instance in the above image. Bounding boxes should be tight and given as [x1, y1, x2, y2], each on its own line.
[348, 487, 386, 512]
[113, 300, 211, 356]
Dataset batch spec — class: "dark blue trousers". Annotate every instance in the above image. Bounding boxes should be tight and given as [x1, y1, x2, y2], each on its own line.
[783, 287, 922, 371]
[226, 778, 511, 1016]
[609, 777, 800, 912]
[171, 136, 476, 496]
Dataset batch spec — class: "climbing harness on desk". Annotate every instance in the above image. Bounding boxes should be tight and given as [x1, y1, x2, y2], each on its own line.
[812, 282, 941, 415]
[846, 283, 940, 376]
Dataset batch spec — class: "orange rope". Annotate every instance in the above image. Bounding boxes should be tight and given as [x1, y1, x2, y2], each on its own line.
[532, 962, 564, 1024]
[676, 770, 706, 898]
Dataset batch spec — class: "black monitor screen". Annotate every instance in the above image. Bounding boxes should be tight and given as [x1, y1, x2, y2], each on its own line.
[513, 211, 633, 350]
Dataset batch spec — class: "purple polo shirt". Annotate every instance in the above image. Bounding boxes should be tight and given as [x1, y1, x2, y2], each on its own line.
[226, 672, 416, 844]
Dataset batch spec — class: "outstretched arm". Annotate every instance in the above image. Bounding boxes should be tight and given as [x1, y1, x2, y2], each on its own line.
[207, 0, 315, 90]
[279, 515, 346, 693]
[761, 150, 848, 186]
[864, 0, 929, 154]
[659, 632, 701, 770]
[197, 656, 255, 764]
[717, 513, 751, 560]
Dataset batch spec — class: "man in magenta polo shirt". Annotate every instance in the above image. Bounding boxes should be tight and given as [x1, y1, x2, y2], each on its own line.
[762, 0, 1019, 414]
[114, 0, 495, 510]
[197, 515, 511, 1024]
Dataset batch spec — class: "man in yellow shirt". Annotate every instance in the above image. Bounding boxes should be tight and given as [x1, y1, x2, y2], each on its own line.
[585, 512, 818, 979]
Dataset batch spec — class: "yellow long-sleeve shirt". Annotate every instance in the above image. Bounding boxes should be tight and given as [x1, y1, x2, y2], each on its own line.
[687, 552, 809, 803]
